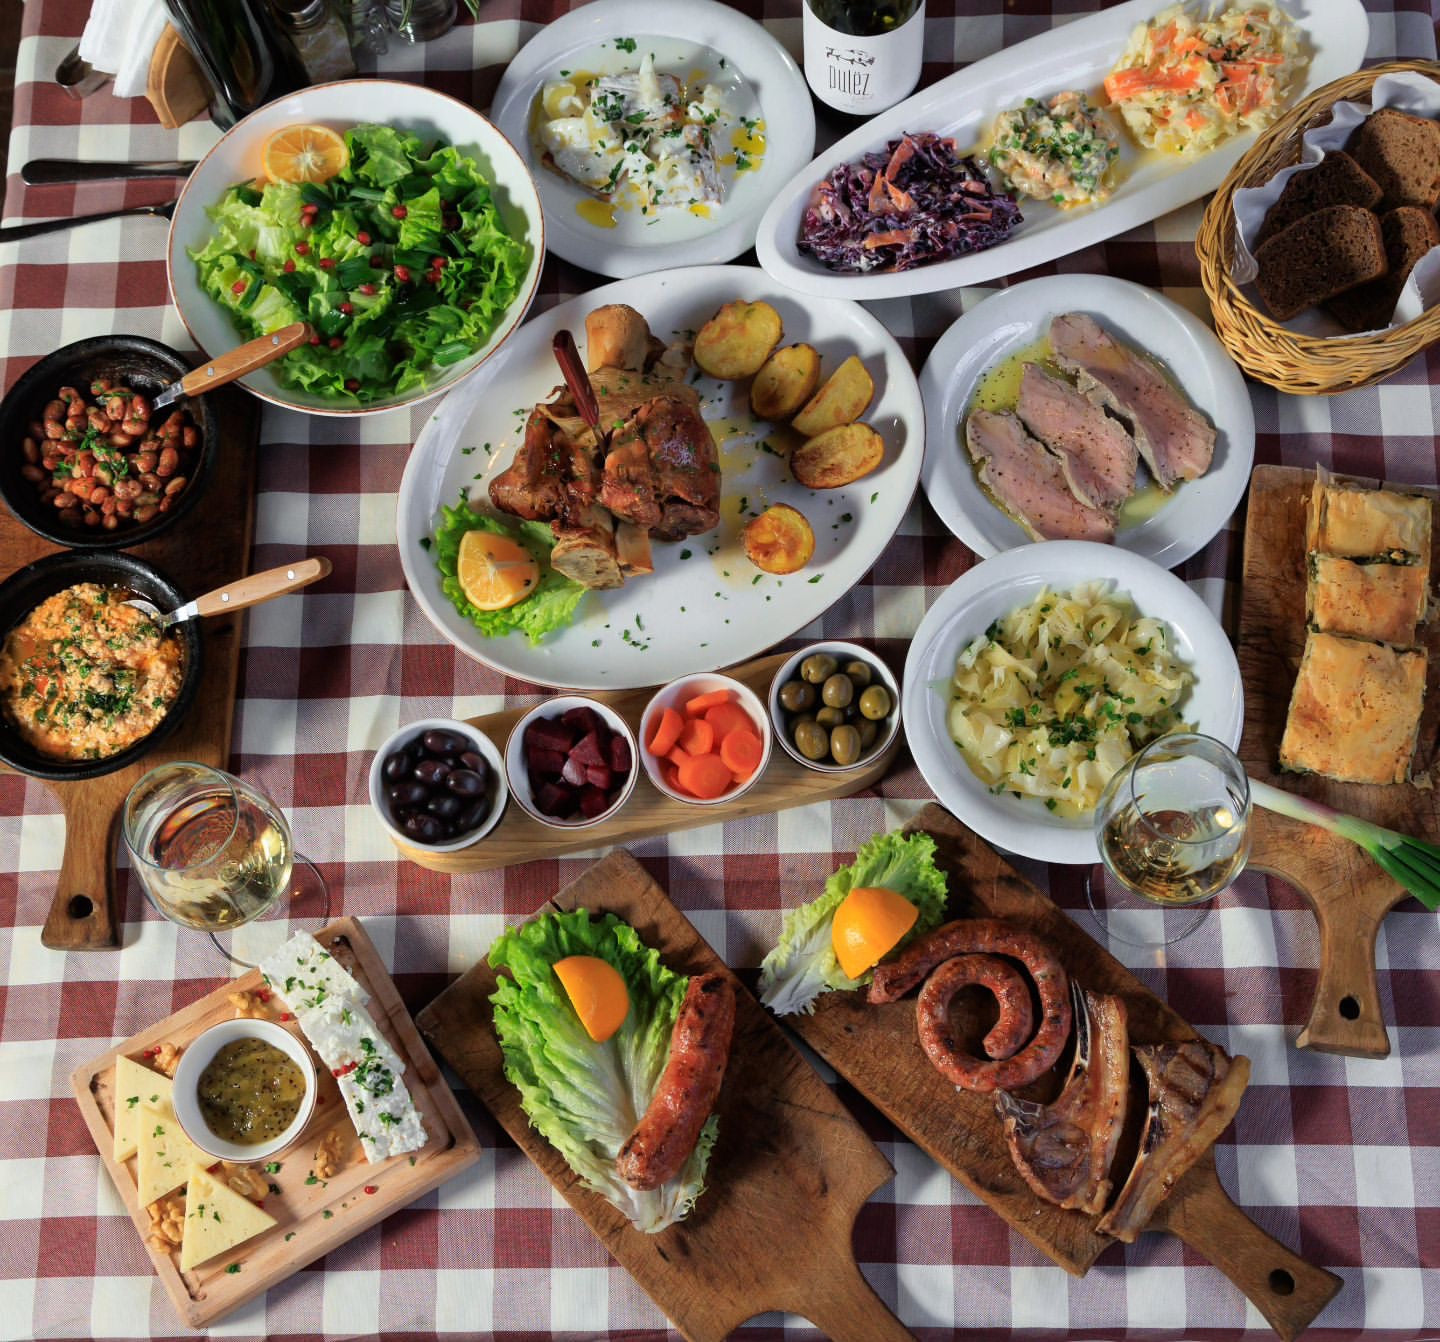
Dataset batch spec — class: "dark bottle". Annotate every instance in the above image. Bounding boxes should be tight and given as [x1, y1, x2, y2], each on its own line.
[163, 0, 303, 128]
[802, 0, 926, 116]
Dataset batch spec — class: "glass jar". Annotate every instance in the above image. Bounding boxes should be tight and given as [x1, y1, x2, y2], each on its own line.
[383, 0, 457, 44]
[270, 0, 357, 82]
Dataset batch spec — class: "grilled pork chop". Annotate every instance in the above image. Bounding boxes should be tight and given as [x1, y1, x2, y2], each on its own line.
[1015, 363, 1138, 514]
[965, 409, 1115, 543]
[1049, 313, 1214, 491]
[1096, 1037, 1250, 1243]
[995, 985, 1130, 1216]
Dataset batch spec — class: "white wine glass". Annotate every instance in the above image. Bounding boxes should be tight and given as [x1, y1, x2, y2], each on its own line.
[1086, 732, 1252, 949]
[122, 761, 329, 966]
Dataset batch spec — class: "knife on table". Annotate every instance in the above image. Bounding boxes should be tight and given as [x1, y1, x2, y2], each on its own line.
[21, 159, 198, 185]
[154, 322, 315, 410]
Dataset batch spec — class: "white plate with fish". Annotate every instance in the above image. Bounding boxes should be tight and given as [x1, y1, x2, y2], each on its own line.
[492, 0, 815, 279]
[396, 264, 925, 690]
[902, 541, 1244, 864]
[919, 274, 1253, 569]
[753, 0, 1367, 299]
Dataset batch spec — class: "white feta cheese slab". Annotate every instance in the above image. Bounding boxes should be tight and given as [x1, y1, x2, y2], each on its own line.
[258, 932, 369, 1011]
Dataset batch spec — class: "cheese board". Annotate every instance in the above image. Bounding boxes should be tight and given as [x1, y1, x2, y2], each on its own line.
[392, 651, 900, 873]
[784, 804, 1341, 1342]
[416, 849, 915, 1342]
[70, 917, 480, 1330]
[0, 383, 258, 952]
[1239, 464, 1440, 1057]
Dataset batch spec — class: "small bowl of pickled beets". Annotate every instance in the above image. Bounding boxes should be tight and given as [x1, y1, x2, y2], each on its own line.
[505, 696, 637, 828]
[369, 718, 507, 852]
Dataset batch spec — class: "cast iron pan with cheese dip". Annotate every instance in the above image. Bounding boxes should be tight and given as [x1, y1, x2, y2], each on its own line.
[0, 549, 202, 783]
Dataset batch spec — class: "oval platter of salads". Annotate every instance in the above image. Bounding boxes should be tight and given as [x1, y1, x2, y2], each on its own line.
[754, 0, 1367, 299]
[491, 0, 815, 279]
[166, 81, 544, 415]
[394, 264, 924, 691]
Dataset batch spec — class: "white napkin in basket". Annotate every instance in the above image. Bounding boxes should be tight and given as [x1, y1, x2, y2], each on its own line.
[78, 0, 169, 101]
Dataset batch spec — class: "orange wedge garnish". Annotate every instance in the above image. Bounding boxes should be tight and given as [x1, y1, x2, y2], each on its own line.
[262, 125, 349, 184]
[831, 886, 919, 981]
[553, 955, 630, 1042]
[456, 529, 541, 611]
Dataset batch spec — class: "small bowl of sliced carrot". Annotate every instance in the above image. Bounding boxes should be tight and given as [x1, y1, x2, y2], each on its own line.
[639, 673, 773, 806]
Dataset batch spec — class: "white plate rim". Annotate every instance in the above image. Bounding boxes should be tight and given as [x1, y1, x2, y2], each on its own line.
[917, 274, 1255, 568]
[165, 79, 546, 418]
[753, 0, 1369, 299]
[396, 262, 927, 691]
[492, 0, 816, 279]
[901, 540, 1245, 865]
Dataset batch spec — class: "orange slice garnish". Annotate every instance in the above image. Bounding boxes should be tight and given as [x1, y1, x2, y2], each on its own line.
[262, 125, 349, 184]
[456, 529, 541, 611]
[831, 886, 919, 981]
[553, 955, 630, 1042]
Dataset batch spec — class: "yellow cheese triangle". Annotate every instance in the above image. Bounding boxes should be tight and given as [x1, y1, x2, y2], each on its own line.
[136, 1106, 208, 1207]
[179, 1164, 277, 1273]
[112, 1058, 174, 1164]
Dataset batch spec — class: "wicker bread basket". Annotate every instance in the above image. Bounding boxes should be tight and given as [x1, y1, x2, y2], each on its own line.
[1197, 60, 1440, 396]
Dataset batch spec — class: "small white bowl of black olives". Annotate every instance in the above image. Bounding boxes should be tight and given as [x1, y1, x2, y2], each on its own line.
[369, 718, 507, 852]
[768, 642, 901, 773]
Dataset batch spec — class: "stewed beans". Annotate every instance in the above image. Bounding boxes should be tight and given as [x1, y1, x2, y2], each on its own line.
[18, 379, 199, 532]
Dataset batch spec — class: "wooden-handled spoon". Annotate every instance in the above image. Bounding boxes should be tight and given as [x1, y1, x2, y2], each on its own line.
[124, 557, 331, 629]
[152, 322, 314, 411]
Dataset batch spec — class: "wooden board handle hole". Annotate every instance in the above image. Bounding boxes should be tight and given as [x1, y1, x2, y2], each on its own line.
[1269, 1269, 1296, 1297]
[68, 894, 95, 919]
[1338, 996, 1361, 1020]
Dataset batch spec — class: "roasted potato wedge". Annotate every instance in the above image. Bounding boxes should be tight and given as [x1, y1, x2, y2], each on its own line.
[742, 503, 816, 575]
[750, 344, 821, 420]
[790, 354, 875, 438]
[792, 422, 884, 490]
[694, 300, 783, 380]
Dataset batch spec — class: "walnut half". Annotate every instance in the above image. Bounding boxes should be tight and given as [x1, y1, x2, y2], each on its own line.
[216, 1161, 269, 1201]
[146, 1189, 186, 1252]
[313, 1127, 349, 1181]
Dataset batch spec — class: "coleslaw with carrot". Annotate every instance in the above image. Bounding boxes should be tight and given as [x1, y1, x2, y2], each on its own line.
[1103, 3, 1306, 156]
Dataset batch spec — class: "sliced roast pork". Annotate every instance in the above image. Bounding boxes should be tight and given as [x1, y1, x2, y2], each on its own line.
[1096, 1037, 1250, 1243]
[1015, 364, 1137, 514]
[995, 985, 1130, 1216]
[965, 409, 1115, 543]
[1049, 313, 1215, 490]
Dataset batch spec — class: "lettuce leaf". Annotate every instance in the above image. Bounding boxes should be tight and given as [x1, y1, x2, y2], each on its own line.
[432, 494, 586, 644]
[489, 908, 717, 1234]
[757, 831, 950, 1016]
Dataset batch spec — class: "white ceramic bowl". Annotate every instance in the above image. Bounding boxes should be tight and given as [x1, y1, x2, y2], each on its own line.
[902, 542, 1244, 865]
[172, 1018, 317, 1164]
[369, 717, 508, 854]
[166, 80, 544, 417]
[768, 641, 900, 774]
[505, 696, 639, 828]
[638, 672, 772, 805]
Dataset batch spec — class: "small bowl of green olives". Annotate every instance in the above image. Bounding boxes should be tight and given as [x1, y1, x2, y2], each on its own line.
[768, 642, 900, 774]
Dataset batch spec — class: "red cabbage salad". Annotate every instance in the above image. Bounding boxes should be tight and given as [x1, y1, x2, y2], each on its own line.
[798, 132, 1022, 274]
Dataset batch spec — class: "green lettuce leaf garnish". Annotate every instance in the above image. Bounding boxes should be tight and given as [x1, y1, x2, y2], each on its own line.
[189, 123, 530, 404]
[432, 494, 586, 645]
[758, 831, 949, 1016]
[489, 908, 717, 1234]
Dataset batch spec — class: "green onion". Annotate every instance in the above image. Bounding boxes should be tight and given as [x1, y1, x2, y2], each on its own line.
[1249, 779, 1440, 911]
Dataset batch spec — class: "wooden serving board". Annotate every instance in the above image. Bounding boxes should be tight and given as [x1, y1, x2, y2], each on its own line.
[71, 917, 480, 1330]
[1239, 465, 1440, 1058]
[416, 851, 915, 1342]
[394, 652, 900, 874]
[786, 805, 1341, 1342]
[0, 386, 258, 952]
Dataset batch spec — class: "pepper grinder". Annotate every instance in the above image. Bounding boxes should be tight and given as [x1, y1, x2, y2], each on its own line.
[270, 0, 357, 82]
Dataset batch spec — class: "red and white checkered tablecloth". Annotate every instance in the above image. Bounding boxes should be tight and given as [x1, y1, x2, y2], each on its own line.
[2, 1, 1439, 1338]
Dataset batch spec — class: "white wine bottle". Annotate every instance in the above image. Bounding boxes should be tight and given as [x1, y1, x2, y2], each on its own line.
[803, 0, 926, 117]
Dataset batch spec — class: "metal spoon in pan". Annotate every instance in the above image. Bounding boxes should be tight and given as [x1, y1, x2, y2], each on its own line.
[124, 557, 331, 629]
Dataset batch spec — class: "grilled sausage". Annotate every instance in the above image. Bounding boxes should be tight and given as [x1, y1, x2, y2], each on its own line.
[910, 952, 1037, 1062]
[616, 972, 736, 1191]
[870, 918, 1072, 1093]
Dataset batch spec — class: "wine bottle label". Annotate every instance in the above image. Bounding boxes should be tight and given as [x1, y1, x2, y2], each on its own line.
[803, 3, 925, 115]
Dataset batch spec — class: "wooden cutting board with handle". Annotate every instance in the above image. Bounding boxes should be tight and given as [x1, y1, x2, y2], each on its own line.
[416, 850, 915, 1342]
[0, 386, 258, 952]
[1239, 465, 1440, 1058]
[785, 804, 1341, 1342]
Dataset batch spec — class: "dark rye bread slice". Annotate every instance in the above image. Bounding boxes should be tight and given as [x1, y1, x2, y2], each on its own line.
[1326, 205, 1440, 332]
[1346, 107, 1440, 211]
[1254, 204, 1388, 322]
[1255, 151, 1382, 248]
